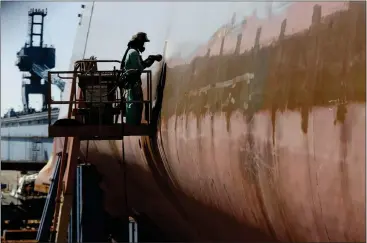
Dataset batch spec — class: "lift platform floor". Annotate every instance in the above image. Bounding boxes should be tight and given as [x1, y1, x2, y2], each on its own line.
[49, 123, 154, 139]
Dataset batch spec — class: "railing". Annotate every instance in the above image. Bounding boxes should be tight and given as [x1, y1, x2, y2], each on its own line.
[47, 59, 153, 129]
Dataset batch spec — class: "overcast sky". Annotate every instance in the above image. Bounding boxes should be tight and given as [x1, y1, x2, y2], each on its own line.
[0, 1, 289, 116]
[1, 1, 82, 115]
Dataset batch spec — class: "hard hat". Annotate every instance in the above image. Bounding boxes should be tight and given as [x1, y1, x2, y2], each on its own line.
[131, 32, 150, 42]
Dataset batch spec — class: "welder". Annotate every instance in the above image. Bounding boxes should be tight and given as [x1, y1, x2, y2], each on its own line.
[120, 32, 162, 125]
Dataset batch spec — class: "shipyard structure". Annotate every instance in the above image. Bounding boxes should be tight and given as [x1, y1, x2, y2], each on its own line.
[1, 8, 61, 241]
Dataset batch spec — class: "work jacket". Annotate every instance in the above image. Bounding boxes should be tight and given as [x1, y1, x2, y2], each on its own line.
[124, 48, 145, 73]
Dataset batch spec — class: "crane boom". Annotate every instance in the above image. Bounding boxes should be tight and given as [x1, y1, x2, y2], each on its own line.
[32, 63, 65, 92]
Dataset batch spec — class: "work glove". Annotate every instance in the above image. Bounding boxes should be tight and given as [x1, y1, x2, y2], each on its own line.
[148, 54, 163, 62]
[154, 54, 163, 62]
[155, 54, 163, 62]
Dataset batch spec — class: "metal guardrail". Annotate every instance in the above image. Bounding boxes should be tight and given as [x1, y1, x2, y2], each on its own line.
[47, 59, 153, 127]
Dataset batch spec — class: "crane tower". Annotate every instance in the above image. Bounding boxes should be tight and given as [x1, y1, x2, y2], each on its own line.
[15, 8, 65, 112]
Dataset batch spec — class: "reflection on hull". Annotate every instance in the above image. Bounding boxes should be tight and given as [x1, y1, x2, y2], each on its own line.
[36, 1, 365, 242]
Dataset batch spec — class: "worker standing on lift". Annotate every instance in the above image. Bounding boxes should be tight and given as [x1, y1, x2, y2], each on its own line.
[121, 32, 162, 125]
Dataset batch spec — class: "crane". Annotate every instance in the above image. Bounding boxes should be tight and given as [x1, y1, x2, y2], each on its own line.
[15, 8, 65, 112]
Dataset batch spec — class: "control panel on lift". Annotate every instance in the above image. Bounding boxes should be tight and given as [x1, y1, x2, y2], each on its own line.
[47, 58, 154, 140]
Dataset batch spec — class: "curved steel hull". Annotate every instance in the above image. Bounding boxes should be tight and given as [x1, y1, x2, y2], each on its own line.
[36, 1, 366, 241]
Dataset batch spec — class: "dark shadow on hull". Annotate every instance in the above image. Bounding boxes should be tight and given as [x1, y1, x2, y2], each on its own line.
[125, 163, 278, 242]
[88, 148, 277, 241]
[152, 62, 167, 128]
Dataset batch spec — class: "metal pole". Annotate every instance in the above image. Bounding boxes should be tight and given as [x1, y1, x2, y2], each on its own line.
[134, 221, 138, 243]
[68, 208, 73, 243]
[129, 221, 133, 243]
[76, 166, 80, 242]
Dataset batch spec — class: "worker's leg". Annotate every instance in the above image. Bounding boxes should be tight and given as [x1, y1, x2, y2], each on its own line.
[126, 86, 143, 125]
[135, 86, 143, 124]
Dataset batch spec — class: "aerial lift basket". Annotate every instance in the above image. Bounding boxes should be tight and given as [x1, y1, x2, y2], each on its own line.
[46, 59, 154, 140]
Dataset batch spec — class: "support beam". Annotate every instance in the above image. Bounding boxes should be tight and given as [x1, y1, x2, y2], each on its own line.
[49, 123, 153, 139]
[36, 155, 61, 242]
[55, 137, 80, 242]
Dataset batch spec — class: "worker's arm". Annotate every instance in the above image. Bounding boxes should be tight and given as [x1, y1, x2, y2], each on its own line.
[125, 49, 162, 72]
[143, 55, 163, 68]
[142, 58, 155, 69]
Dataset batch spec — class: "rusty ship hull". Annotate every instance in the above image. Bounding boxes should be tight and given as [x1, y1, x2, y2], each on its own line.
[35, 1, 366, 242]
